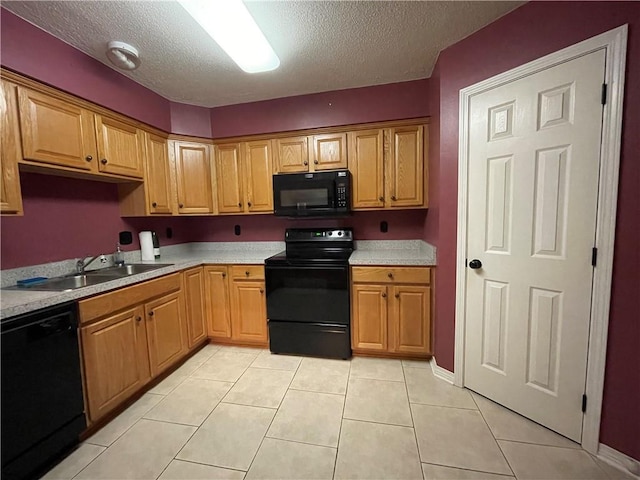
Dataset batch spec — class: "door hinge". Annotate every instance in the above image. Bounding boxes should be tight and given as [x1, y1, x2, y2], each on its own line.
[465, 258, 468, 268]
[592, 247, 598, 267]
[582, 394, 587, 413]
[601, 83, 607, 105]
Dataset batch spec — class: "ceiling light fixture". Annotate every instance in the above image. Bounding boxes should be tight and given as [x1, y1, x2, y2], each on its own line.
[177, 0, 280, 74]
[106, 41, 141, 70]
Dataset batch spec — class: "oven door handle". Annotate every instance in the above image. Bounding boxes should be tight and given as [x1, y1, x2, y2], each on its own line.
[265, 264, 348, 271]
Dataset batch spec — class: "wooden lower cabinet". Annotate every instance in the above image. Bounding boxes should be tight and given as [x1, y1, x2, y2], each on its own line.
[145, 291, 187, 377]
[79, 272, 188, 424]
[80, 306, 151, 423]
[205, 264, 268, 346]
[204, 266, 232, 340]
[183, 267, 207, 348]
[351, 266, 432, 357]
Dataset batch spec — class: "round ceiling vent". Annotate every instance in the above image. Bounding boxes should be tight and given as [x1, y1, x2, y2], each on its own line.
[106, 41, 141, 71]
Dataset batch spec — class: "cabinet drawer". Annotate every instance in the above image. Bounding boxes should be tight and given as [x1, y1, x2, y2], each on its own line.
[351, 266, 430, 285]
[230, 265, 265, 280]
[79, 273, 181, 324]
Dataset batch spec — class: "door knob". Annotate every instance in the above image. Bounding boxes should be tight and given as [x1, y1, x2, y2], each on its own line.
[136, 316, 141, 322]
[303, 161, 308, 166]
[379, 196, 384, 201]
[85, 155, 93, 162]
[152, 202, 157, 208]
[314, 160, 319, 164]
[391, 195, 397, 201]
[381, 292, 387, 298]
[248, 202, 252, 207]
[179, 203, 184, 208]
[238, 202, 242, 208]
[101, 158, 108, 165]
[148, 311, 154, 317]
[469, 259, 482, 269]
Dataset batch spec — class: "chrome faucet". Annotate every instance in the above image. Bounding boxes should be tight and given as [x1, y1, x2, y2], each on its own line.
[76, 254, 107, 274]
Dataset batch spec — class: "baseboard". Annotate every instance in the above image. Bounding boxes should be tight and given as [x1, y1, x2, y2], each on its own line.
[430, 357, 455, 384]
[598, 443, 640, 478]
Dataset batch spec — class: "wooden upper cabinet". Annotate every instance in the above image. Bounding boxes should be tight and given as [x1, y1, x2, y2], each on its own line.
[348, 129, 384, 209]
[312, 133, 347, 171]
[95, 115, 144, 178]
[273, 136, 309, 173]
[173, 141, 214, 214]
[215, 143, 244, 214]
[1, 80, 23, 215]
[145, 290, 187, 377]
[204, 266, 232, 340]
[144, 133, 173, 214]
[17, 87, 97, 171]
[386, 125, 424, 207]
[244, 140, 273, 213]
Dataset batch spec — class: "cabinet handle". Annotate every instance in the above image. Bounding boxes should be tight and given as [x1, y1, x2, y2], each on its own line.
[260, 288, 264, 294]
[238, 202, 242, 208]
[85, 155, 93, 162]
[379, 196, 384, 201]
[303, 161, 308, 166]
[179, 203, 184, 208]
[148, 311, 154, 317]
[152, 202, 157, 208]
[248, 201, 252, 207]
[391, 195, 397, 201]
[136, 316, 142, 322]
[314, 160, 319, 164]
[245, 271, 250, 276]
[387, 272, 393, 278]
[395, 293, 400, 299]
[101, 158, 108, 165]
[381, 292, 387, 298]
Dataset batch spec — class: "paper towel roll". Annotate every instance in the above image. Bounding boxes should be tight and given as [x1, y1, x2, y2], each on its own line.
[139, 231, 154, 261]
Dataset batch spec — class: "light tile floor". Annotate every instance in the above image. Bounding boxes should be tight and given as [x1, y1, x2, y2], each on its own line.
[43, 345, 635, 480]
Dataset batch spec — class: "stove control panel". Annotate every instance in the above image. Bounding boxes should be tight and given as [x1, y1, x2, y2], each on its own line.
[286, 228, 353, 241]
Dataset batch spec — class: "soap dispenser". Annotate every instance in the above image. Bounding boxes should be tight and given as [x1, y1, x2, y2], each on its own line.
[114, 243, 125, 266]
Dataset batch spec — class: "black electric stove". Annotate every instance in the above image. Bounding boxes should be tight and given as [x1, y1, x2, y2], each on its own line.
[265, 228, 353, 359]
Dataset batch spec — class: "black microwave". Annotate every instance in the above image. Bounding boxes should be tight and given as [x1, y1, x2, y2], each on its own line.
[273, 170, 351, 217]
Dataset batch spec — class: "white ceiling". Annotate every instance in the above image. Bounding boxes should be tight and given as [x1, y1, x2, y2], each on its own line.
[2, 1, 523, 108]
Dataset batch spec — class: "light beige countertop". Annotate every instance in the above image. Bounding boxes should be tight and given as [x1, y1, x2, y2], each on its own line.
[1, 240, 436, 319]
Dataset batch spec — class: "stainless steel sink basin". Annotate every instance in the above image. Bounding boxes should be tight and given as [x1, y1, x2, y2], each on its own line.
[86, 264, 173, 277]
[6, 264, 173, 291]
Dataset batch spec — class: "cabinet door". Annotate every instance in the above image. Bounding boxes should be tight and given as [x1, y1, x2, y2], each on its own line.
[81, 306, 150, 423]
[145, 291, 187, 377]
[245, 140, 273, 213]
[351, 284, 388, 352]
[174, 141, 214, 214]
[390, 285, 431, 355]
[386, 125, 424, 207]
[95, 115, 144, 178]
[215, 143, 244, 213]
[230, 280, 268, 344]
[145, 133, 173, 214]
[312, 133, 347, 171]
[204, 266, 232, 340]
[273, 136, 309, 173]
[183, 267, 207, 349]
[1, 81, 23, 215]
[18, 87, 97, 171]
[348, 129, 384, 209]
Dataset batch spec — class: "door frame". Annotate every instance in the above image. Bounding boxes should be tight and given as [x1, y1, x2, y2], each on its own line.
[454, 25, 627, 454]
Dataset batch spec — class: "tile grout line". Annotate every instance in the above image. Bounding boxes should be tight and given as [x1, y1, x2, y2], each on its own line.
[421, 460, 515, 478]
[471, 392, 517, 478]
[401, 363, 426, 480]
[154, 414, 202, 480]
[241, 352, 304, 476]
[333, 356, 352, 480]
[69, 444, 109, 480]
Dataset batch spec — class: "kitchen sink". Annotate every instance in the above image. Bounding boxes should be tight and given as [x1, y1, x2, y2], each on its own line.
[85, 263, 173, 277]
[6, 264, 174, 292]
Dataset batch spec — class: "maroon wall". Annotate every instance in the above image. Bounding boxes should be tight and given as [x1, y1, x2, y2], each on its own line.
[0, 173, 426, 270]
[0, 10, 172, 132]
[431, 1, 640, 460]
[209, 79, 430, 138]
[169, 101, 213, 138]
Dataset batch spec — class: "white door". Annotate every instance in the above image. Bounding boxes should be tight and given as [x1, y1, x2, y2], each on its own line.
[464, 50, 605, 442]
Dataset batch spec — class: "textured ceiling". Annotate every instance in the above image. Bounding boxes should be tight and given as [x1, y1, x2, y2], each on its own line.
[2, 1, 523, 107]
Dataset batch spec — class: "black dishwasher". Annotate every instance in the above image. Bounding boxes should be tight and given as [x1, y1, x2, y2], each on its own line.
[1, 302, 86, 480]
